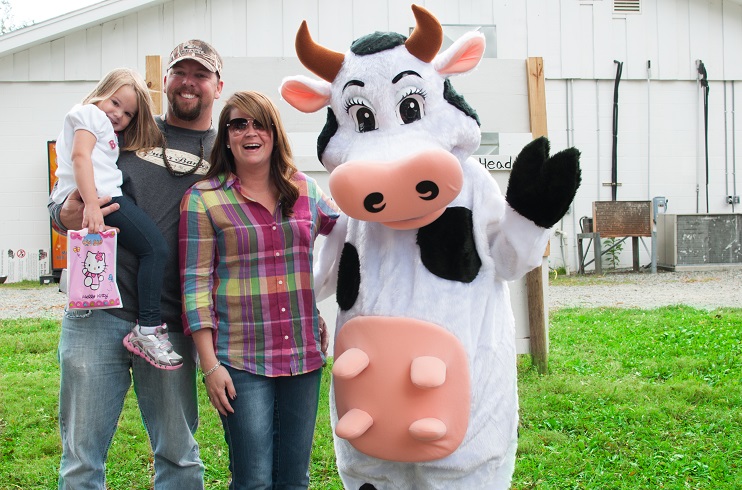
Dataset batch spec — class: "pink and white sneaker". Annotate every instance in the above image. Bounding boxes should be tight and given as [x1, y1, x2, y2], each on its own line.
[123, 324, 183, 370]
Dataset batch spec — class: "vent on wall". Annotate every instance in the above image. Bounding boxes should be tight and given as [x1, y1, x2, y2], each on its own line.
[614, 0, 641, 13]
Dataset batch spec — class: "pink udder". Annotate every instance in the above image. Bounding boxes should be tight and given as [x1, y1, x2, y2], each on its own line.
[333, 316, 470, 462]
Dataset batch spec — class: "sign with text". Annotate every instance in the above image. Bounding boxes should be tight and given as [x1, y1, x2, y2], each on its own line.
[476, 155, 513, 171]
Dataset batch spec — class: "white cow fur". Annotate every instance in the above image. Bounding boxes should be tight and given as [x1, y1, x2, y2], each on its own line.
[282, 24, 554, 489]
[314, 155, 550, 489]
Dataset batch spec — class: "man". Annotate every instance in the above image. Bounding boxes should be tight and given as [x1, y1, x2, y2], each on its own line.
[48, 39, 224, 489]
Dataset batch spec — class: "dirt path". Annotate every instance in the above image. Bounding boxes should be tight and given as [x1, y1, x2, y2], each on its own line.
[1, 268, 740, 320]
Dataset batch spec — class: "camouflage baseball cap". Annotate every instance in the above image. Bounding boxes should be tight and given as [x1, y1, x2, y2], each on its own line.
[168, 39, 223, 75]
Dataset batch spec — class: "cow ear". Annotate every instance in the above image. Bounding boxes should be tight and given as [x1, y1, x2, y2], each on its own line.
[433, 31, 486, 76]
[280, 76, 332, 113]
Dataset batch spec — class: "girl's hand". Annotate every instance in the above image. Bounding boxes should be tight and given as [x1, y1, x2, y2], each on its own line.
[59, 189, 120, 233]
[82, 204, 105, 233]
[204, 365, 236, 416]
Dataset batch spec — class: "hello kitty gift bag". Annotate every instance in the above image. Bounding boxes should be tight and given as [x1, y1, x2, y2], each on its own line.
[66, 228, 123, 310]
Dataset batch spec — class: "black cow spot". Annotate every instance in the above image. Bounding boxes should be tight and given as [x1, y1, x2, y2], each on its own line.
[417, 207, 481, 283]
[360, 484, 378, 490]
[443, 79, 480, 126]
[318, 107, 339, 163]
[337, 242, 361, 311]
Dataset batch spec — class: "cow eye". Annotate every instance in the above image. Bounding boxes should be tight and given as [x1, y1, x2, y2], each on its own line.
[345, 98, 378, 133]
[396, 90, 426, 125]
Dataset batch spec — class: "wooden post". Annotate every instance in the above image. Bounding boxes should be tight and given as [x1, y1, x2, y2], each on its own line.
[525, 57, 549, 374]
[145, 55, 162, 115]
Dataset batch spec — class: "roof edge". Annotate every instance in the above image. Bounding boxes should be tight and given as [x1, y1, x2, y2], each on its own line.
[0, 0, 164, 58]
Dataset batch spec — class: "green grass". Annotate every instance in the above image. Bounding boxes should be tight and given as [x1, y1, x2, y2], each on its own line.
[0, 280, 48, 290]
[1, 307, 741, 489]
[514, 306, 742, 489]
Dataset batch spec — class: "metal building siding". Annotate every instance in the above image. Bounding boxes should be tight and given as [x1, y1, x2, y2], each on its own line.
[722, 1, 742, 80]
[0, 0, 741, 278]
[0, 81, 96, 249]
[1, 0, 740, 83]
[550, 0, 742, 81]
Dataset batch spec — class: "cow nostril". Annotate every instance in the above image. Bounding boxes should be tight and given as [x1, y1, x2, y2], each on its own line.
[363, 192, 386, 213]
[416, 181, 439, 201]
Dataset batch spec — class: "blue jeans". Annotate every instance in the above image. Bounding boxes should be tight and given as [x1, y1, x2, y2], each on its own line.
[220, 365, 322, 490]
[108, 195, 169, 326]
[57, 309, 203, 489]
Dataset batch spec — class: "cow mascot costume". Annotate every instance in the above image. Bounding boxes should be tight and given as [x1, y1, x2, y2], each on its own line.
[280, 5, 580, 489]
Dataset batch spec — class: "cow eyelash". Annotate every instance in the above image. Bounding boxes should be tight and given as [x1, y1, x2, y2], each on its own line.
[400, 87, 427, 100]
[344, 98, 369, 113]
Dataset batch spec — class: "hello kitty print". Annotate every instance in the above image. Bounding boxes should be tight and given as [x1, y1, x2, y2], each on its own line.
[66, 228, 122, 309]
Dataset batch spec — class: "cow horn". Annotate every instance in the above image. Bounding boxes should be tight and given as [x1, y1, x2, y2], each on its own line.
[295, 21, 344, 82]
[405, 5, 443, 63]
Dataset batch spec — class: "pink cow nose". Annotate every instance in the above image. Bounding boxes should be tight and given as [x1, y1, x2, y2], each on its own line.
[329, 149, 463, 230]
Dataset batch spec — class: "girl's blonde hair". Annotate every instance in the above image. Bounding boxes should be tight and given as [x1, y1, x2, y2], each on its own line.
[205, 91, 300, 214]
[83, 68, 163, 151]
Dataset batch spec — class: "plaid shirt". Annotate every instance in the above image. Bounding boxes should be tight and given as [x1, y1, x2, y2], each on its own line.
[179, 172, 339, 377]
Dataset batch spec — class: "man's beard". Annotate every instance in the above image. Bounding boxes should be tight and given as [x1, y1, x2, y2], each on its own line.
[168, 91, 203, 121]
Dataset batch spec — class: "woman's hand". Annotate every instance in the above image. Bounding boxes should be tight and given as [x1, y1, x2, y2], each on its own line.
[192, 330, 234, 415]
[204, 365, 236, 416]
[319, 315, 329, 356]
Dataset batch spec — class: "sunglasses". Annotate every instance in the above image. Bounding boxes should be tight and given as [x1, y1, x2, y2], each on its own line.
[226, 117, 272, 135]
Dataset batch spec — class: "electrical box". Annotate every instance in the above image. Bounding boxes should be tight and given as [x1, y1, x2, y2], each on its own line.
[657, 214, 742, 270]
[592, 201, 652, 238]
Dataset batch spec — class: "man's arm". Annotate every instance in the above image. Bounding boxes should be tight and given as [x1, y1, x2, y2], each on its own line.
[47, 186, 120, 235]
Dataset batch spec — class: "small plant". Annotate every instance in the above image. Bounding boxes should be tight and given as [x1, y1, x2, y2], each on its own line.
[549, 266, 566, 280]
[602, 237, 623, 270]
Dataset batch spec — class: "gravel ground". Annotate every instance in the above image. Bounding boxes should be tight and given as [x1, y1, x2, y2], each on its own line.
[0, 284, 68, 320]
[548, 267, 742, 310]
[0, 268, 740, 320]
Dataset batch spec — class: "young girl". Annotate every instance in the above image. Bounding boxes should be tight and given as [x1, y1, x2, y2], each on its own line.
[51, 68, 183, 370]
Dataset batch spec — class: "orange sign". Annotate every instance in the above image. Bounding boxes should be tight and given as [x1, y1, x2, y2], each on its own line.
[48, 141, 67, 272]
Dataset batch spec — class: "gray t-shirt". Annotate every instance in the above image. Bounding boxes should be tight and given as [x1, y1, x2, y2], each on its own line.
[50, 117, 216, 332]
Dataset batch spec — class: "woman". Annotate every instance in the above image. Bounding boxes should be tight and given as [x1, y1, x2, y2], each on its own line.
[179, 91, 339, 489]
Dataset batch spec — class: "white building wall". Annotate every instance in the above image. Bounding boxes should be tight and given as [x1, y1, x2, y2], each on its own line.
[0, 0, 741, 280]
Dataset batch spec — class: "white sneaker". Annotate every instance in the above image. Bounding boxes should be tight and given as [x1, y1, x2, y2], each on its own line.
[123, 324, 183, 370]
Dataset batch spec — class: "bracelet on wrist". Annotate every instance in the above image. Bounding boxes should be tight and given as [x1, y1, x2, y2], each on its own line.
[203, 361, 221, 378]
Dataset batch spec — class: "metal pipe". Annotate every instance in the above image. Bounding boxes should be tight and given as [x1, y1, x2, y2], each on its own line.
[558, 80, 569, 273]
[596, 79, 602, 201]
[702, 64, 710, 213]
[570, 78, 577, 274]
[562, 79, 579, 273]
[557, 80, 569, 273]
[647, 60, 651, 199]
[733, 82, 738, 213]
[725, 81, 730, 201]
[611, 61, 623, 201]
[696, 66, 701, 213]
[696, 184, 700, 212]
[696, 60, 710, 213]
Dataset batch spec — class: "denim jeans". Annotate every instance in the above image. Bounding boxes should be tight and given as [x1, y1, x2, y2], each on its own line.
[57, 309, 203, 489]
[220, 365, 322, 490]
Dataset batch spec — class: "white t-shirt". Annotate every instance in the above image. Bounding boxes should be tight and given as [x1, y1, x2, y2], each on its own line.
[51, 103, 123, 203]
